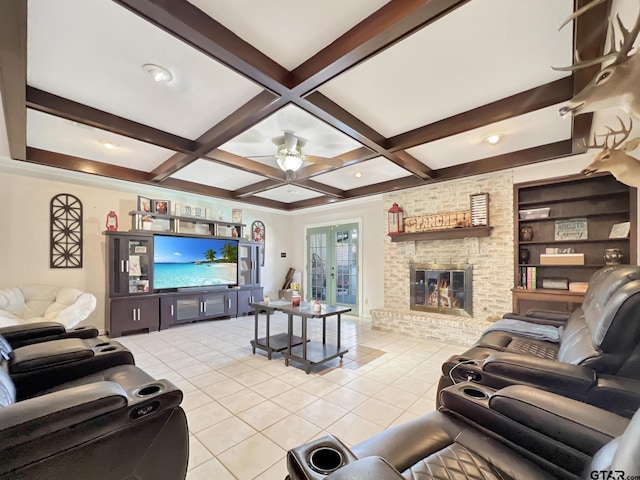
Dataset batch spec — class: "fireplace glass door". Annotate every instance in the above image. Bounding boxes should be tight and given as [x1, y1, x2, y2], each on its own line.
[410, 264, 472, 317]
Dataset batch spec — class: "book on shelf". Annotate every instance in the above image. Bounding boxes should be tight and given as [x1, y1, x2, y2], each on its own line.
[520, 266, 537, 289]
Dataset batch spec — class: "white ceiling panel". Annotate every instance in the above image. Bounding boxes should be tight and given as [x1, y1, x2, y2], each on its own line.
[254, 185, 323, 203]
[27, 110, 174, 171]
[188, 0, 390, 70]
[314, 157, 412, 190]
[27, 0, 262, 140]
[219, 104, 364, 159]
[170, 159, 266, 190]
[407, 104, 572, 169]
[319, 0, 573, 137]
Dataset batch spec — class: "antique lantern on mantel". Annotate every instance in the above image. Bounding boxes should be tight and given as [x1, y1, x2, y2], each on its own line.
[387, 202, 404, 234]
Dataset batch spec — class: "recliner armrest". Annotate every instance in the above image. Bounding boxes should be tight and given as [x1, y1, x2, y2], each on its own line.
[9, 338, 93, 373]
[325, 457, 403, 480]
[489, 385, 628, 454]
[0, 322, 66, 344]
[501, 312, 568, 326]
[482, 352, 596, 395]
[0, 322, 99, 348]
[0, 381, 128, 447]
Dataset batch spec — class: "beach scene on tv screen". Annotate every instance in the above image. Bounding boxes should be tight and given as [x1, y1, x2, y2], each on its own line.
[154, 236, 238, 289]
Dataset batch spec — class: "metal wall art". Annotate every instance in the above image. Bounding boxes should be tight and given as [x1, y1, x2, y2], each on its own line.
[50, 193, 83, 268]
[251, 220, 265, 266]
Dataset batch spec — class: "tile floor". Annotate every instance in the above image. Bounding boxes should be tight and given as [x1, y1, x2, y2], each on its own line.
[116, 313, 466, 480]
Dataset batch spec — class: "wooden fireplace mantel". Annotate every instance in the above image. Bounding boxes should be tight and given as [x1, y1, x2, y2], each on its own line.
[388, 226, 493, 242]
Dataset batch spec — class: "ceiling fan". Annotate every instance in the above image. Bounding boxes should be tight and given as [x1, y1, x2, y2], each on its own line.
[253, 131, 344, 179]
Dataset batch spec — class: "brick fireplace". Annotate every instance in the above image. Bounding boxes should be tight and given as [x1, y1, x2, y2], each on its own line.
[371, 171, 514, 346]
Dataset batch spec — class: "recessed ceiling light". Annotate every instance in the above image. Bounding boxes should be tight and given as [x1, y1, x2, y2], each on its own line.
[354, 171, 362, 178]
[485, 134, 502, 145]
[142, 63, 173, 84]
[101, 141, 117, 150]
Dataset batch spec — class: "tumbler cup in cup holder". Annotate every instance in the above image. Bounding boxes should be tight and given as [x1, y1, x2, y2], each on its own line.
[308, 447, 344, 475]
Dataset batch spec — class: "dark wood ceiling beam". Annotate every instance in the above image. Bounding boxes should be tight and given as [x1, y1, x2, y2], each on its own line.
[156, 177, 236, 199]
[388, 77, 574, 151]
[289, 180, 346, 198]
[233, 179, 285, 198]
[26, 87, 196, 154]
[150, 91, 283, 182]
[344, 176, 426, 199]
[27, 147, 151, 182]
[0, 0, 27, 160]
[570, 0, 612, 154]
[290, 0, 470, 94]
[434, 140, 573, 181]
[113, 0, 290, 93]
[388, 151, 433, 179]
[295, 147, 378, 178]
[206, 149, 285, 181]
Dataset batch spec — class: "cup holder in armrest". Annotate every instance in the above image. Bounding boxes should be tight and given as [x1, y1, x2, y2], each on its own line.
[99, 346, 117, 353]
[95, 342, 111, 348]
[135, 384, 164, 397]
[462, 387, 489, 400]
[308, 447, 344, 475]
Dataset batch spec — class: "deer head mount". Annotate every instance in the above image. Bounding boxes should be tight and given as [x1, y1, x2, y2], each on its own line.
[555, 0, 640, 119]
[581, 116, 640, 188]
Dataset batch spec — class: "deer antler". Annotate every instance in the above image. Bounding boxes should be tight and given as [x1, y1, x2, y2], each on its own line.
[593, 116, 633, 150]
[553, 0, 640, 72]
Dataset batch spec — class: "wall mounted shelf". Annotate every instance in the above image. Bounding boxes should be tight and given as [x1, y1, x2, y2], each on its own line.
[388, 226, 493, 242]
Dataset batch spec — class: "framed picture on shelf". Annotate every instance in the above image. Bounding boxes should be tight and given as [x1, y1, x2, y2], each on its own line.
[137, 195, 152, 213]
[183, 206, 192, 216]
[232, 208, 243, 223]
[609, 221, 631, 238]
[153, 199, 170, 215]
[195, 207, 203, 218]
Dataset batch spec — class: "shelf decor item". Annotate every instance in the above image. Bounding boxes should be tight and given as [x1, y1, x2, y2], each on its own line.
[554, 218, 588, 241]
[470, 193, 489, 227]
[519, 225, 533, 242]
[519, 248, 530, 264]
[232, 208, 243, 223]
[152, 199, 170, 215]
[604, 248, 624, 265]
[105, 211, 118, 231]
[519, 207, 550, 219]
[387, 202, 404, 234]
[609, 221, 631, 239]
[137, 196, 152, 213]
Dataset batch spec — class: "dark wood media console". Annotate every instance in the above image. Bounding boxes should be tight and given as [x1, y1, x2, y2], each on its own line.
[103, 230, 263, 337]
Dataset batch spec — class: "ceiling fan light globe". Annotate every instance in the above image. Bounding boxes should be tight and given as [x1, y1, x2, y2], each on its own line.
[276, 154, 302, 172]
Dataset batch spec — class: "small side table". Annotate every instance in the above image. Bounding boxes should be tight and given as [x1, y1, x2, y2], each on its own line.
[250, 302, 305, 359]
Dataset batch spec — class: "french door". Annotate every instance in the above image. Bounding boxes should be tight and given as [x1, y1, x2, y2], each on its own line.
[307, 223, 359, 315]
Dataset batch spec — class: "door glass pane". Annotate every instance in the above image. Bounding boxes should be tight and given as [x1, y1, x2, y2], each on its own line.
[309, 232, 327, 301]
[335, 227, 357, 307]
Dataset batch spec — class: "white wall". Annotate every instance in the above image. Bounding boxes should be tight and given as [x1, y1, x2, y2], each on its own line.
[0, 156, 293, 331]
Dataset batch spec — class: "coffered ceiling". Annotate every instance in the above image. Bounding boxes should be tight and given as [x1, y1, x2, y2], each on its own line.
[0, 0, 613, 210]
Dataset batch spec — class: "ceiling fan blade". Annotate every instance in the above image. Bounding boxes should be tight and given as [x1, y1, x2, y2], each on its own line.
[284, 131, 298, 151]
[305, 155, 344, 168]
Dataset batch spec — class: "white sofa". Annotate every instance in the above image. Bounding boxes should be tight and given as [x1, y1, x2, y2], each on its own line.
[0, 285, 97, 329]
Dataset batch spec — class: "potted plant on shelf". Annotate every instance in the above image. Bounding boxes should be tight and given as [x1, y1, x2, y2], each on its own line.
[141, 216, 153, 230]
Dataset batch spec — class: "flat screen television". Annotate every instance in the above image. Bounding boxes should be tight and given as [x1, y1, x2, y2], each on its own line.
[153, 235, 238, 291]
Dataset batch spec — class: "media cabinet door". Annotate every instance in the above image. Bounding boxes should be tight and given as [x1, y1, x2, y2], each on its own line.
[109, 297, 159, 337]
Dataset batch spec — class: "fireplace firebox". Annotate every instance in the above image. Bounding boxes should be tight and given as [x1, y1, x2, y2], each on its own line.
[410, 264, 472, 317]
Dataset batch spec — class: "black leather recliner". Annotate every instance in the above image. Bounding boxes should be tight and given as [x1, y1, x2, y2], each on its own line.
[0, 364, 189, 480]
[1, 329, 134, 400]
[438, 266, 640, 416]
[286, 383, 640, 480]
[0, 320, 100, 348]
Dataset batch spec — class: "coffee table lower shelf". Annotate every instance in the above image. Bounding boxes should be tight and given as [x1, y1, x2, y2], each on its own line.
[250, 333, 305, 359]
[283, 342, 348, 373]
